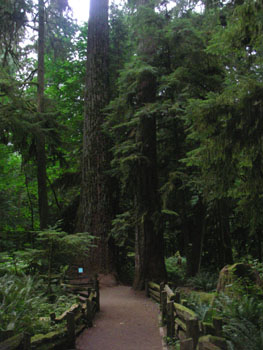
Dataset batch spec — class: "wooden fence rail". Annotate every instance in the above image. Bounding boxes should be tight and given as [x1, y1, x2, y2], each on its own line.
[0, 275, 100, 350]
[146, 281, 228, 350]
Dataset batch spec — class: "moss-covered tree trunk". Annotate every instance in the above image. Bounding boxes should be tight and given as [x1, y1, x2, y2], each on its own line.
[132, 0, 167, 290]
[36, 0, 48, 229]
[78, 0, 115, 273]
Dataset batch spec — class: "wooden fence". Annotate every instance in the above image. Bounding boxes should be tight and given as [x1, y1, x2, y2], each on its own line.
[0, 275, 100, 350]
[146, 281, 227, 350]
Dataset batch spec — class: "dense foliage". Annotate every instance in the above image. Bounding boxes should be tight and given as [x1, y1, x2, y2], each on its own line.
[0, 273, 78, 335]
[0, 0, 263, 341]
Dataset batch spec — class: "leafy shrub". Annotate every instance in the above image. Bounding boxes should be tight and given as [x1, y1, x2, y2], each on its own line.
[238, 257, 263, 281]
[165, 253, 187, 285]
[187, 271, 218, 292]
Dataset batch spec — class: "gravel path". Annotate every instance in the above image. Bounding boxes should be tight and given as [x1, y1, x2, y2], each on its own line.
[76, 285, 164, 350]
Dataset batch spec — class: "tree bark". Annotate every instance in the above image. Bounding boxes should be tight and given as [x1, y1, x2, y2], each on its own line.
[218, 199, 233, 266]
[132, 0, 167, 289]
[78, 0, 115, 273]
[36, 0, 48, 229]
[185, 199, 205, 277]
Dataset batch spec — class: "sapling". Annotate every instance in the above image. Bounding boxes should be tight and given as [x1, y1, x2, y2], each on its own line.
[33, 222, 96, 294]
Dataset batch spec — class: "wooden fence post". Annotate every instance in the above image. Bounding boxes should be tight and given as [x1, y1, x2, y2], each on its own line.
[161, 290, 167, 325]
[86, 299, 93, 327]
[0, 330, 14, 341]
[67, 311, 75, 348]
[213, 317, 223, 337]
[186, 319, 199, 349]
[160, 282, 165, 294]
[22, 332, 31, 350]
[160, 282, 164, 307]
[94, 274, 100, 311]
[175, 291, 181, 304]
[50, 312, 56, 325]
[167, 301, 175, 338]
[145, 280, 149, 297]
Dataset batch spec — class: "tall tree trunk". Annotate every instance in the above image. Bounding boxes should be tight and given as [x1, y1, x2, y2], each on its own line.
[78, 0, 115, 273]
[185, 200, 205, 277]
[132, 0, 167, 290]
[218, 199, 233, 266]
[37, 0, 48, 229]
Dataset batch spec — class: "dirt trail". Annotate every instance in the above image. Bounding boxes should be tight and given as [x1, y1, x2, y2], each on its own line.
[76, 285, 164, 350]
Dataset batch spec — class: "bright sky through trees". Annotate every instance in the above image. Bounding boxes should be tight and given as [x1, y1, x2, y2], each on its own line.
[68, 0, 89, 23]
[68, 0, 124, 23]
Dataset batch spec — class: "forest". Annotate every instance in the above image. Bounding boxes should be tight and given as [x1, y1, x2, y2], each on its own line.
[0, 0, 263, 348]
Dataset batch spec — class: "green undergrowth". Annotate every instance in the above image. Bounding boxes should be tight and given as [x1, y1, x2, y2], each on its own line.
[215, 292, 263, 350]
[165, 253, 187, 286]
[182, 292, 217, 322]
[0, 274, 78, 336]
[163, 336, 180, 350]
[186, 271, 218, 292]
[180, 279, 263, 350]
[168, 261, 263, 350]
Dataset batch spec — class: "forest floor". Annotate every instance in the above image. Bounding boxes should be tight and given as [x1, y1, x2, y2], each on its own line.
[76, 284, 166, 350]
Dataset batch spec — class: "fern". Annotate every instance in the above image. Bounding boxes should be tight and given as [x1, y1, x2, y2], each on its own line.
[215, 294, 263, 350]
[0, 274, 41, 333]
[184, 293, 216, 322]
[187, 271, 218, 292]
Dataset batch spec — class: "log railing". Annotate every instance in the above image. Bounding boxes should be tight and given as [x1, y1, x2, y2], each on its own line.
[146, 281, 227, 350]
[0, 275, 100, 350]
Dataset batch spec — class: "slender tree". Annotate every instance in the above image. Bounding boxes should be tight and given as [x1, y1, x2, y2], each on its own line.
[132, 0, 166, 289]
[36, 0, 72, 229]
[78, 0, 115, 273]
[36, 0, 48, 229]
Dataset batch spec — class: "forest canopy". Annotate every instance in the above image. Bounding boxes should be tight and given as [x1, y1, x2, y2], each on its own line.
[0, 0, 263, 287]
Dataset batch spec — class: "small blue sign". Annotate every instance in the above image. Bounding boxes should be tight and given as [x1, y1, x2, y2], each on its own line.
[78, 267, 84, 274]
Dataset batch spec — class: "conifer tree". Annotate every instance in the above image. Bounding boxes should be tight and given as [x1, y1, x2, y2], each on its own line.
[36, 0, 72, 229]
[186, 0, 263, 263]
[131, 0, 167, 289]
[78, 0, 115, 273]
[36, 0, 48, 229]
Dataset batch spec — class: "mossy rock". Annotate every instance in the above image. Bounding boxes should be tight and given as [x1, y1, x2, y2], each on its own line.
[216, 263, 261, 293]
